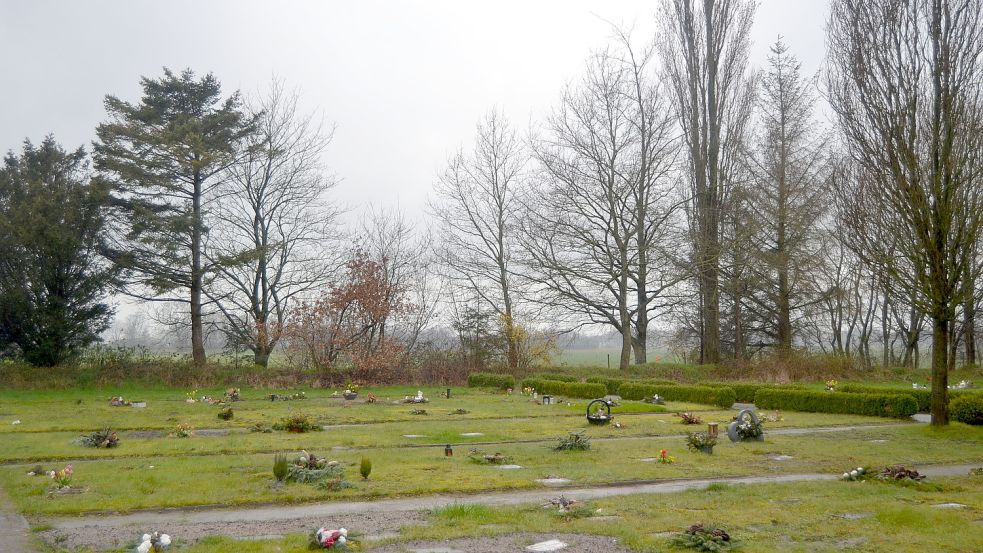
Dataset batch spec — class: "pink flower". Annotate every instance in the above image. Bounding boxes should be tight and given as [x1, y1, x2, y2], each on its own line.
[64, 465, 73, 475]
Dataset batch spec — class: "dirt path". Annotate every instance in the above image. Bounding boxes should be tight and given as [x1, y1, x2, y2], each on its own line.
[0, 486, 33, 553]
[38, 462, 978, 551]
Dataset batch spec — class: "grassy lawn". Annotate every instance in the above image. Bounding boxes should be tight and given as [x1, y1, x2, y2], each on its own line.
[1, 384, 980, 552]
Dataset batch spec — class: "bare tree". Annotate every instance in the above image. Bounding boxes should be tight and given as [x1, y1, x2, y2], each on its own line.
[431, 110, 526, 370]
[521, 35, 681, 369]
[827, 0, 983, 424]
[658, 0, 758, 364]
[208, 81, 340, 367]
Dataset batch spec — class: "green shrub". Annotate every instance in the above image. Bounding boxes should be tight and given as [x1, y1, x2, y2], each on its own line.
[950, 394, 983, 425]
[467, 372, 515, 389]
[360, 457, 372, 479]
[555, 431, 591, 450]
[530, 373, 581, 383]
[754, 389, 918, 418]
[703, 382, 803, 403]
[618, 383, 736, 408]
[273, 453, 289, 482]
[520, 378, 606, 399]
[839, 384, 983, 413]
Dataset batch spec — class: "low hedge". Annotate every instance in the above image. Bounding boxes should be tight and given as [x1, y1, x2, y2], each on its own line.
[520, 378, 606, 399]
[703, 382, 803, 403]
[529, 373, 581, 383]
[618, 383, 736, 408]
[838, 384, 982, 412]
[950, 394, 983, 425]
[754, 389, 918, 418]
[467, 372, 515, 389]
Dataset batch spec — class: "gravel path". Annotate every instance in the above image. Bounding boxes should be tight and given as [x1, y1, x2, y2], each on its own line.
[372, 533, 634, 553]
[36, 463, 978, 551]
[0, 486, 33, 553]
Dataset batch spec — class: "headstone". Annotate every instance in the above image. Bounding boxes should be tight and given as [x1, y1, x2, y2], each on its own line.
[536, 477, 572, 486]
[496, 464, 523, 470]
[403, 434, 427, 438]
[933, 503, 967, 509]
[460, 432, 484, 437]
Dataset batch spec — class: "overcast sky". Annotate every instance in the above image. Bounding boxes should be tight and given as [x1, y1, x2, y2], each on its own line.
[2, 0, 831, 220]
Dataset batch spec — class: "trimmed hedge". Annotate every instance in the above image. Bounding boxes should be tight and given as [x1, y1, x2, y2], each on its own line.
[520, 378, 607, 399]
[838, 384, 983, 412]
[467, 372, 515, 389]
[703, 382, 804, 404]
[950, 394, 983, 425]
[618, 383, 737, 408]
[529, 373, 581, 383]
[754, 389, 918, 418]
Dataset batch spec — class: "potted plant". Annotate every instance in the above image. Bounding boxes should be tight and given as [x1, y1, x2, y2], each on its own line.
[343, 382, 359, 400]
[685, 431, 717, 454]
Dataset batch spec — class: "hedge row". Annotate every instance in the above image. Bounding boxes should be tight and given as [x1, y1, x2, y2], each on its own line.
[950, 394, 983, 425]
[754, 388, 918, 418]
[703, 382, 803, 403]
[618, 383, 737, 408]
[839, 383, 982, 412]
[529, 373, 582, 383]
[467, 372, 515, 389]
[520, 378, 607, 399]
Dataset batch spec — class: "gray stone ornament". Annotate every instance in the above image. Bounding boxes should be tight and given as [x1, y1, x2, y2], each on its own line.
[727, 409, 764, 442]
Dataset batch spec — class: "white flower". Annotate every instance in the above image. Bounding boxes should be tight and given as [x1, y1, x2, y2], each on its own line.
[137, 541, 151, 553]
[338, 536, 346, 544]
[842, 473, 850, 479]
[856, 467, 864, 473]
[142, 534, 151, 542]
[159, 534, 171, 546]
[11, 420, 21, 425]
[849, 470, 858, 477]
[339, 528, 347, 536]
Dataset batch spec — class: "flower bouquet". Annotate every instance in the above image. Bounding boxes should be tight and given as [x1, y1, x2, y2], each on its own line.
[75, 428, 119, 448]
[840, 466, 868, 481]
[657, 449, 675, 464]
[109, 396, 131, 407]
[825, 379, 837, 392]
[677, 412, 703, 425]
[224, 388, 241, 402]
[169, 423, 194, 438]
[311, 527, 349, 550]
[136, 532, 171, 553]
[684, 431, 717, 454]
[48, 464, 73, 488]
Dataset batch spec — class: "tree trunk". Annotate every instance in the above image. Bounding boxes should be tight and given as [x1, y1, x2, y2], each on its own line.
[776, 270, 792, 353]
[965, 262, 977, 366]
[254, 348, 271, 368]
[702, 263, 721, 364]
[190, 175, 207, 367]
[930, 317, 949, 426]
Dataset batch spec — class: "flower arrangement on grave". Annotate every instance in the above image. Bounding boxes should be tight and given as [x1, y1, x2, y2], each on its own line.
[555, 431, 591, 451]
[647, 394, 666, 405]
[543, 495, 578, 512]
[658, 449, 675, 464]
[136, 531, 171, 553]
[269, 392, 307, 401]
[467, 448, 511, 464]
[450, 408, 470, 415]
[949, 380, 973, 390]
[400, 390, 428, 403]
[75, 428, 119, 448]
[344, 382, 360, 394]
[273, 412, 322, 433]
[310, 527, 349, 550]
[840, 466, 868, 481]
[109, 396, 131, 407]
[523, 386, 535, 396]
[876, 465, 925, 482]
[733, 416, 763, 440]
[169, 423, 194, 438]
[684, 432, 717, 454]
[756, 411, 783, 423]
[409, 408, 428, 415]
[677, 412, 703, 425]
[224, 388, 241, 402]
[185, 390, 198, 403]
[825, 379, 837, 392]
[287, 451, 345, 485]
[671, 523, 737, 551]
[48, 464, 73, 488]
[217, 406, 234, 420]
[366, 393, 378, 403]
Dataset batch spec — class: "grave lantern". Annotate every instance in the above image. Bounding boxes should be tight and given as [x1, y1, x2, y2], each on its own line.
[543, 394, 554, 405]
[707, 422, 719, 438]
[445, 444, 453, 457]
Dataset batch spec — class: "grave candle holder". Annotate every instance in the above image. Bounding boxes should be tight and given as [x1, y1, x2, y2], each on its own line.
[707, 422, 719, 438]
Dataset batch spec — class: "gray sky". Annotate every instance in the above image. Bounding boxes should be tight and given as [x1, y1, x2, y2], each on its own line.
[2, 0, 831, 218]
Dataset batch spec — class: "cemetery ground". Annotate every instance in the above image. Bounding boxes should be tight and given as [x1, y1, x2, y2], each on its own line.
[0, 384, 980, 552]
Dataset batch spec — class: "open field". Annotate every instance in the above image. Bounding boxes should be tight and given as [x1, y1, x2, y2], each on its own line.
[0, 384, 980, 552]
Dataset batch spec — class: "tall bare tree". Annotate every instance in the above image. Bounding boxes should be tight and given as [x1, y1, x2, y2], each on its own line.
[827, 0, 983, 424]
[431, 110, 526, 370]
[208, 81, 340, 367]
[658, 0, 757, 364]
[521, 36, 681, 369]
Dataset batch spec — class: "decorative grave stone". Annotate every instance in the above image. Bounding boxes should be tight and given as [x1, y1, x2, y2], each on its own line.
[727, 409, 764, 442]
[527, 539, 568, 552]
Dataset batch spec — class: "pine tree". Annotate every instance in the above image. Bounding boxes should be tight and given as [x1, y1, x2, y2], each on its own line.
[94, 68, 256, 366]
